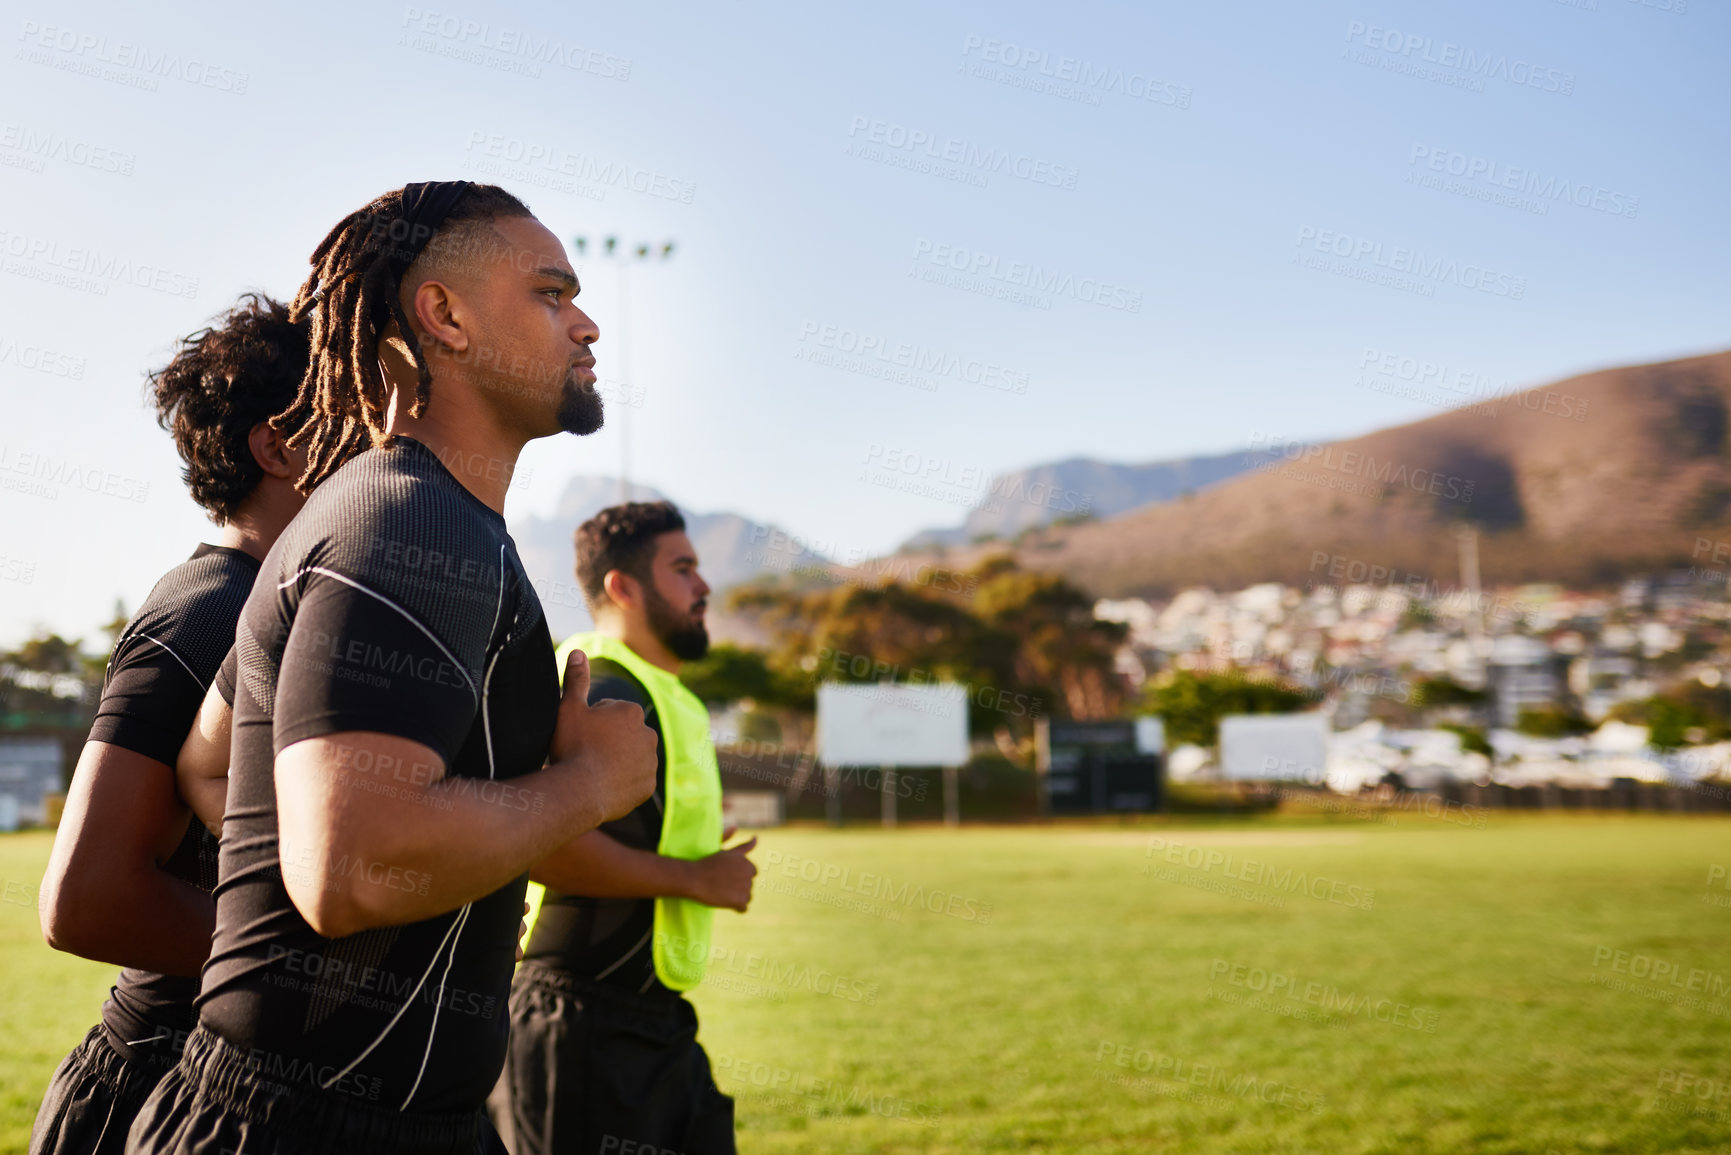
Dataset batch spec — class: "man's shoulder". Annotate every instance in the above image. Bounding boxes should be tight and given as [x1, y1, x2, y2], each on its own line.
[274, 446, 510, 618]
[588, 659, 650, 710]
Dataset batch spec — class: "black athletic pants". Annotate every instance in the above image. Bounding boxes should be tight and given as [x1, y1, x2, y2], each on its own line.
[31, 1025, 173, 1155]
[123, 1024, 506, 1155]
[493, 963, 735, 1155]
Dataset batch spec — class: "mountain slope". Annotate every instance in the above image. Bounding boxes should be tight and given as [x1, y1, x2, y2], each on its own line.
[934, 350, 1731, 596]
[903, 450, 1269, 547]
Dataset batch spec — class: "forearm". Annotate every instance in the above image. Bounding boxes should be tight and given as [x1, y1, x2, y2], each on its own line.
[179, 770, 227, 836]
[45, 867, 214, 976]
[530, 831, 694, 900]
[292, 756, 610, 932]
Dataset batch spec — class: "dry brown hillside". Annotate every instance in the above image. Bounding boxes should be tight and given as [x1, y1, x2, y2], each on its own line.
[933, 350, 1731, 597]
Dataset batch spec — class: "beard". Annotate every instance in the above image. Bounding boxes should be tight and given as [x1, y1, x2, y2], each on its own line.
[644, 583, 709, 661]
[557, 369, 604, 435]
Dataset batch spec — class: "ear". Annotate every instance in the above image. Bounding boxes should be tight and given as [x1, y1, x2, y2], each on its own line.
[409, 278, 468, 354]
[247, 421, 297, 480]
[602, 569, 640, 613]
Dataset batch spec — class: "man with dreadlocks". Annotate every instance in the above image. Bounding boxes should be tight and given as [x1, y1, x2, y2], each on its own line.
[125, 182, 658, 1155]
[33, 294, 311, 1155]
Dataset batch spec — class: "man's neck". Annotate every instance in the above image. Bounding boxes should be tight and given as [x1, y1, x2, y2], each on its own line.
[213, 482, 301, 562]
[388, 372, 524, 515]
[601, 617, 681, 675]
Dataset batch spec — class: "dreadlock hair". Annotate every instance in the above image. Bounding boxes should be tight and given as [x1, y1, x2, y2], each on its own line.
[149, 292, 310, 523]
[576, 501, 688, 612]
[279, 183, 534, 491]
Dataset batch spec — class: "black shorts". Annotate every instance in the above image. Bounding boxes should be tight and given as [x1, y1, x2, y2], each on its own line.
[31, 1025, 174, 1155]
[124, 1024, 507, 1155]
[494, 963, 734, 1155]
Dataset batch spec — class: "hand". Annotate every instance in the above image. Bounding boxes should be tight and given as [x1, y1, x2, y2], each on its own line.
[550, 650, 657, 823]
[684, 836, 758, 912]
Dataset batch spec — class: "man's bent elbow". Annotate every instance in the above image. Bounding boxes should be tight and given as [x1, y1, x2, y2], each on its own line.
[38, 877, 99, 957]
[285, 879, 369, 940]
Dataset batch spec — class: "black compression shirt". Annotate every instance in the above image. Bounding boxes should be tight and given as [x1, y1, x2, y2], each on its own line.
[197, 437, 558, 1114]
[86, 544, 257, 1056]
[521, 660, 674, 999]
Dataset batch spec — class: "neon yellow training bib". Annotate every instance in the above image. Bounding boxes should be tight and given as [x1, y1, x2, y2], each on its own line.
[524, 632, 723, 990]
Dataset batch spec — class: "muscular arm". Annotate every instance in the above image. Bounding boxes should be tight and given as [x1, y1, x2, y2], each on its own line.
[276, 652, 655, 938]
[529, 830, 696, 899]
[531, 830, 759, 912]
[39, 742, 215, 976]
[176, 683, 231, 837]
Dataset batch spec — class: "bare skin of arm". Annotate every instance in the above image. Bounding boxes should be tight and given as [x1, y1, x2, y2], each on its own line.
[39, 743, 215, 976]
[176, 683, 231, 837]
[531, 830, 758, 912]
[276, 650, 657, 938]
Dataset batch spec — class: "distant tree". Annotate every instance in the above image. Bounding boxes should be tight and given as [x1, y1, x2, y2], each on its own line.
[1438, 723, 1492, 756]
[1515, 705, 1593, 738]
[680, 643, 792, 708]
[722, 555, 1125, 732]
[1608, 681, 1731, 749]
[1142, 670, 1312, 748]
[1412, 676, 1489, 709]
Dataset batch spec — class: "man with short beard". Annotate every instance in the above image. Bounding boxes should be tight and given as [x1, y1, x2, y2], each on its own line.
[497, 501, 757, 1155]
[126, 182, 657, 1155]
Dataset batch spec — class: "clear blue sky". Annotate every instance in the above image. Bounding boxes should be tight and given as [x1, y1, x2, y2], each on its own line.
[1, 0, 1725, 645]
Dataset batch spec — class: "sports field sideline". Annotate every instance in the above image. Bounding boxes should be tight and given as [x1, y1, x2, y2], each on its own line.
[3, 814, 1727, 1154]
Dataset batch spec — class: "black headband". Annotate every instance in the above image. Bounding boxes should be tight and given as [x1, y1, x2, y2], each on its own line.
[382, 179, 474, 283]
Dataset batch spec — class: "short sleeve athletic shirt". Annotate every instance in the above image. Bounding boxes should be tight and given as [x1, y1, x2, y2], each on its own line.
[521, 661, 675, 999]
[196, 437, 559, 1114]
[87, 544, 256, 1056]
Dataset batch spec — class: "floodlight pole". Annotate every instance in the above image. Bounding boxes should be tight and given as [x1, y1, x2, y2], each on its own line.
[881, 765, 896, 828]
[944, 765, 959, 827]
[570, 236, 676, 504]
[825, 764, 841, 827]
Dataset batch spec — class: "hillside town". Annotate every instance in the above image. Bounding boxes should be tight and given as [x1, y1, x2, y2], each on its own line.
[1095, 549, 1731, 794]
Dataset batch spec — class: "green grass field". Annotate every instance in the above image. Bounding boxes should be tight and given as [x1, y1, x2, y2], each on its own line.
[4, 814, 1729, 1154]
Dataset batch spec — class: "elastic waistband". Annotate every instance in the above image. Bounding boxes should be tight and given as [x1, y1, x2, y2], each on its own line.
[515, 961, 688, 1020]
[176, 1024, 488, 1153]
